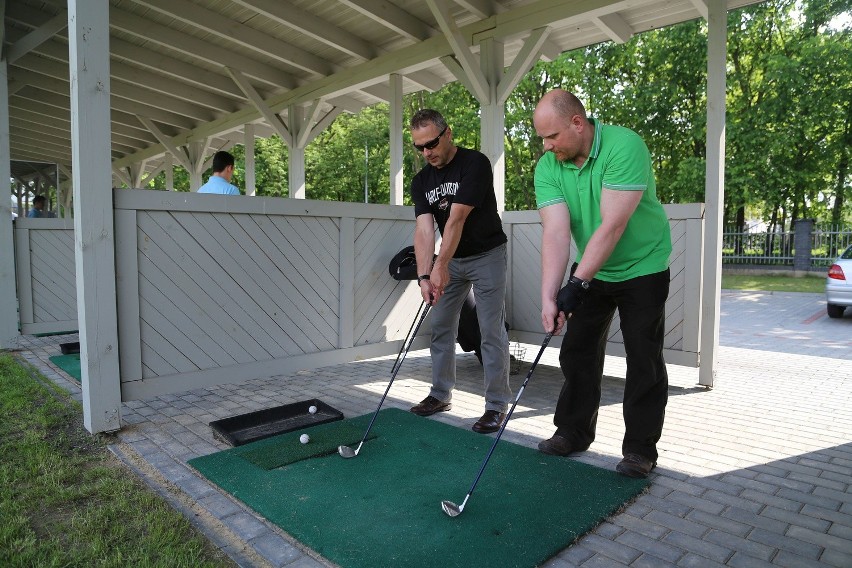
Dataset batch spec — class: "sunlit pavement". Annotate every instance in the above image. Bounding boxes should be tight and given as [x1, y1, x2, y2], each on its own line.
[16, 291, 852, 567]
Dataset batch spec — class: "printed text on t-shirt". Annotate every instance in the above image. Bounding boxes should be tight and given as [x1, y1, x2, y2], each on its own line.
[426, 182, 458, 206]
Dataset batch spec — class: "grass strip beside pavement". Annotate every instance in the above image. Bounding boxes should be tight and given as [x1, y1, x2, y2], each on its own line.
[0, 353, 235, 568]
[721, 273, 825, 294]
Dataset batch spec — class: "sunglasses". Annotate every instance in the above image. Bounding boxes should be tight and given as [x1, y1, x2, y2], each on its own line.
[413, 126, 447, 152]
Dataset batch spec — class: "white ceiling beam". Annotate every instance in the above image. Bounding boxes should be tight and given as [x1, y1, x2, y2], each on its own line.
[22, 84, 198, 131]
[11, 106, 155, 144]
[689, 0, 710, 20]
[112, 168, 132, 187]
[497, 27, 551, 104]
[109, 38, 250, 101]
[136, 116, 194, 172]
[226, 68, 293, 145]
[453, 0, 496, 19]
[6, 29, 237, 113]
[403, 70, 445, 92]
[426, 0, 489, 102]
[108, 8, 297, 89]
[10, 67, 216, 123]
[232, 0, 378, 61]
[295, 100, 326, 148]
[111, 0, 640, 170]
[5, 3, 253, 102]
[340, 0, 437, 42]
[592, 13, 634, 44]
[471, 0, 635, 43]
[6, 9, 67, 64]
[130, 0, 334, 76]
[452, 0, 561, 61]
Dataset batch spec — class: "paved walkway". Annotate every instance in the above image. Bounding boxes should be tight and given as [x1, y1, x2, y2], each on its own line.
[14, 291, 852, 567]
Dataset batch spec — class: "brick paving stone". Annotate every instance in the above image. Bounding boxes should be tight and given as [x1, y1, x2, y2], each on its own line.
[704, 530, 775, 562]
[12, 291, 852, 568]
[819, 547, 852, 568]
[725, 551, 777, 568]
[221, 511, 270, 542]
[663, 530, 733, 564]
[760, 504, 832, 532]
[747, 527, 823, 559]
[772, 549, 835, 567]
[686, 508, 752, 538]
[631, 553, 679, 568]
[614, 530, 684, 563]
[677, 552, 728, 567]
[248, 533, 302, 568]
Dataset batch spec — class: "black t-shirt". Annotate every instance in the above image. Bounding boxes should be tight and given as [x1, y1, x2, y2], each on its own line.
[411, 147, 507, 258]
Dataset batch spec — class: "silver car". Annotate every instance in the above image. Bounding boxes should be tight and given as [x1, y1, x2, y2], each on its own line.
[826, 244, 852, 318]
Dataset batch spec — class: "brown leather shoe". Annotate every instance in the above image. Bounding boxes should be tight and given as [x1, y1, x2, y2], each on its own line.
[616, 453, 656, 478]
[537, 434, 577, 456]
[471, 410, 506, 434]
[410, 396, 451, 417]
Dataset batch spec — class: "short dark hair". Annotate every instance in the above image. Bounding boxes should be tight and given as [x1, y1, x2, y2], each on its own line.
[211, 150, 235, 173]
[33, 195, 46, 205]
[409, 109, 448, 131]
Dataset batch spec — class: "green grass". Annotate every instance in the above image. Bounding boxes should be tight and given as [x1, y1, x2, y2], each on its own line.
[0, 354, 236, 568]
[721, 273, 825, 294]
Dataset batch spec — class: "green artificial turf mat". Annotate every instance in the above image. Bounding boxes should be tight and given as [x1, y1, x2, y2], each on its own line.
[239, 421, 377, 470]
[190, 408, 649, 568]
[49, 354, 81, 382]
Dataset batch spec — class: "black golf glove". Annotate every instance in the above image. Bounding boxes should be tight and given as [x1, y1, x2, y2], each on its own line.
[556, 276, 590, 316]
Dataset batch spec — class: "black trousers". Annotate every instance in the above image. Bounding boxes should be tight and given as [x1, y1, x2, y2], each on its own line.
[554, 268, 670, 462]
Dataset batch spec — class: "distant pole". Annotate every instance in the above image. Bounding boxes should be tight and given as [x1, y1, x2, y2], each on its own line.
[364, 142, 369, 203]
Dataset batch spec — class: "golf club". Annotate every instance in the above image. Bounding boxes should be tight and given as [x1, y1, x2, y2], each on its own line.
[441, 330, 555, 517]
[338, 301, 432, 458]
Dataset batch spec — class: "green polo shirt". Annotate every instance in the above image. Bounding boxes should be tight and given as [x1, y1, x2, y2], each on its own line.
[534, 119, 672, 282]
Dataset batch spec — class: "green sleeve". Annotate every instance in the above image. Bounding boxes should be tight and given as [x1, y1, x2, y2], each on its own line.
[534, 155, 566, 209]
[601, 132, 651, 191]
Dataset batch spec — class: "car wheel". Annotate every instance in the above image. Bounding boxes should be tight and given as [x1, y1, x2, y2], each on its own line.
[827, 304, 845, 318]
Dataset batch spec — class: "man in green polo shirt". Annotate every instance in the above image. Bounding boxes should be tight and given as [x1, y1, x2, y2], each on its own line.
[533, 89, 672, 479]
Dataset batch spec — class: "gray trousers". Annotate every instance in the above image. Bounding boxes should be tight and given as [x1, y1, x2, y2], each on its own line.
[428, 243, 511, 412]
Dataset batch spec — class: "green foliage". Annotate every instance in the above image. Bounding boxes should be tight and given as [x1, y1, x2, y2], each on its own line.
[129, 0, 850, 227]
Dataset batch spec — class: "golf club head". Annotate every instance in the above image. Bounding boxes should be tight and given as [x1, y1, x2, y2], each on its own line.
[338, 445, 358, 458]
[441, 500, 463, 517]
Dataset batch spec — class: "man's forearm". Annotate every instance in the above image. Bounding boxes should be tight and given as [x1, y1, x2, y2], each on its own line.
[414, 225, 436, 276]
[434, 217, 463, 268]
[541, 236, 571, 302]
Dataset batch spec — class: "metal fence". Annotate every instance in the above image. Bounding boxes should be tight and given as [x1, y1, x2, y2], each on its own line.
[722, 222, 852, 270]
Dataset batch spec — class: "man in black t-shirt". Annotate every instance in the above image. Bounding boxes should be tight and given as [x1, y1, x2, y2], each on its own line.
[408, 109, 512, 434]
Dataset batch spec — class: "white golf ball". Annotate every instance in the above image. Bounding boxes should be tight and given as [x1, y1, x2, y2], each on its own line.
[308, 405, 318, 414]
[299, 434, 310, 444]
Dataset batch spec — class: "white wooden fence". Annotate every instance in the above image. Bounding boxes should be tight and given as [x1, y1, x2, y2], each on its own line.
[113, 190, 426, 400]
[504, 204, 705, 368]
[13, 217, 78, 335]
[15, 191, 705, 401]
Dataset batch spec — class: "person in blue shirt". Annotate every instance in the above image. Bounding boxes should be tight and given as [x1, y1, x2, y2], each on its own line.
[197, 151, 241, 195]
[27, 195, 49, 217]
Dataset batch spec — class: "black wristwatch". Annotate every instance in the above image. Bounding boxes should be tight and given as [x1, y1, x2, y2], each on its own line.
[568, 275, 590, 290]
[417, 274, 430, 284]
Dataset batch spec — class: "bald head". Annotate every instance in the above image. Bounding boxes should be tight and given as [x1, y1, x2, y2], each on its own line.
[534, 89, 587, 123]
[534, 89, 593, 167]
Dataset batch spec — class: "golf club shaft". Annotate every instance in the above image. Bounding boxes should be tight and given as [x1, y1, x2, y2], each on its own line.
[389, 301, 426, 376]
[457, 332, 554, 501]
[354, 302, 432, 447]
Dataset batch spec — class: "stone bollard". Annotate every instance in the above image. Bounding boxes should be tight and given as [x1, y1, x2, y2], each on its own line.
[793, 218, 815, 276]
